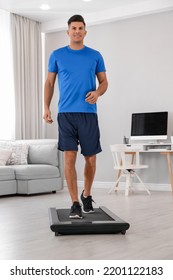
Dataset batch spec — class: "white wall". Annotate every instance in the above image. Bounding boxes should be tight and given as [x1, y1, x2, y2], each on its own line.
[44, 11, 173, 185]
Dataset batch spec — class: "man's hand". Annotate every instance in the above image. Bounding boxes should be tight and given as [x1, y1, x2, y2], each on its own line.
[43, 109, 53, 124]
[85, 91, 99, 104]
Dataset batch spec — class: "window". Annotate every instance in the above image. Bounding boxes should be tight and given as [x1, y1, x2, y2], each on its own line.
[0, 9, 15, 140]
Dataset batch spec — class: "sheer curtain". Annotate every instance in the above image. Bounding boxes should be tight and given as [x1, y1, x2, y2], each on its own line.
[10, 14, 43, 139]
[0, 9, 15, 140]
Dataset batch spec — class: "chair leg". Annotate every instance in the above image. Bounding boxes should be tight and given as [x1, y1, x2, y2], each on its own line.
[125, 173, 131, 196]
[108, 173, 123, 194]
[135, 173, 151, 195]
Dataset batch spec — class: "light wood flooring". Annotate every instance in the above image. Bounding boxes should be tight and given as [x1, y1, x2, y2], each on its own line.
[0, 187, 173, 260]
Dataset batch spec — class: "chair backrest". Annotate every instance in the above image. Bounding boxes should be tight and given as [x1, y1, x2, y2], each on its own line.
[110, 144, 140, 168]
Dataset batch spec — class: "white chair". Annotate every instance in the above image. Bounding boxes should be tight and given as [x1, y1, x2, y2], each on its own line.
[109, 144, 150, 196]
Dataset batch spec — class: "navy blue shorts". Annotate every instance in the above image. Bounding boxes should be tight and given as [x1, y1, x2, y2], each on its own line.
[57, 113, 102, 156]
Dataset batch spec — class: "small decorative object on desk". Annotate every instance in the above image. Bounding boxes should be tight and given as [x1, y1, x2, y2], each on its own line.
[123, 136, 129, 144]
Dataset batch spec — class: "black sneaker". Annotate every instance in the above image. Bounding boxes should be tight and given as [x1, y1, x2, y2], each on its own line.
[69, 202, 83, 219]
[80, 190, 95, 213]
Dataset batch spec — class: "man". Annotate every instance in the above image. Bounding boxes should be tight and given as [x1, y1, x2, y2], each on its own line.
[43, 15, 108, 219]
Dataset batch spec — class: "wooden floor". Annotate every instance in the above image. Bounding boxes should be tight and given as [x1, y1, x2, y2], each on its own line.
[0, 187, 173, 260]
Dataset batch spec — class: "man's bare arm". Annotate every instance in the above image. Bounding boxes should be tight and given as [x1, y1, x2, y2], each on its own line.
[43, 72, 57, 123]
[85, 72, 108, 104]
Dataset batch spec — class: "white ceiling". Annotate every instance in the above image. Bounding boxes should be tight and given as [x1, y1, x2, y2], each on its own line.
[1, 0, 173, 33]
[0, 0, 173, 23]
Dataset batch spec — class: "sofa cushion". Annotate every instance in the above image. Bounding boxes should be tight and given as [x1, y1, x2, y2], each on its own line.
[0, 148, 12, 166]
[12, 164, 60, 180]
[28, 144, 59, 166]
[0, 166, 15, 181]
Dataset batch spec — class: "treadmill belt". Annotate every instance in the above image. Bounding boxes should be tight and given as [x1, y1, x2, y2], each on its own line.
[57, 208, 113, 222]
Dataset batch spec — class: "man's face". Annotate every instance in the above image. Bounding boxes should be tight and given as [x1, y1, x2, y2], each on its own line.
[67, 22, 87, 43]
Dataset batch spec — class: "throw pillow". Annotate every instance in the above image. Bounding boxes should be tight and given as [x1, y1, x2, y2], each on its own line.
[9, 143, 29, 165]
[0, 148, 12, 166]
[0, 141, 29, 165]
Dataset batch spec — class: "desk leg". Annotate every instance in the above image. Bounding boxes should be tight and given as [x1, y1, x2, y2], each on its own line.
[166, 153, 173, 193]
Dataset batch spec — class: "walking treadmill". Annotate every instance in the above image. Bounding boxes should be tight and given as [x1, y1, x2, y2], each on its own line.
[48, 206, 130, 236]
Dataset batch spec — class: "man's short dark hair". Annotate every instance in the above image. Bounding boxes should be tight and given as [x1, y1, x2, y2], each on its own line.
[67, 15, 86, 27]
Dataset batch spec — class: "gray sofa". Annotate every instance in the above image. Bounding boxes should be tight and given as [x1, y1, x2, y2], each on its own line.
[0, 139, 63, 196]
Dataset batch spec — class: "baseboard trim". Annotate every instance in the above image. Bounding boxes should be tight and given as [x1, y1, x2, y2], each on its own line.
[64, 180, 172, 192]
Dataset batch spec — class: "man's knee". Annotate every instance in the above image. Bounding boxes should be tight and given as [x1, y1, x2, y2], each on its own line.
[64, 151, 77, 167]
[85, 155, 96, 168]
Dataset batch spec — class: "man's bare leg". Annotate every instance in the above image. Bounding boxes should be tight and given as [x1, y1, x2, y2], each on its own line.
[64, 151, 78, 203]
[83, 155, 96, 197]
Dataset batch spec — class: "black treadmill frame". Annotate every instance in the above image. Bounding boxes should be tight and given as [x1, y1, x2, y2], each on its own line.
[49, 206, 130, 236]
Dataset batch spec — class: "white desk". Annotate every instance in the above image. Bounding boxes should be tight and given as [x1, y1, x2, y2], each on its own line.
[127, 143, 172, 153]
[117, 143, 173, 193]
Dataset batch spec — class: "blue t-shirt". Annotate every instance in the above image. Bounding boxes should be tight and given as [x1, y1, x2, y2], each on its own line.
[48, 46, 106, 113]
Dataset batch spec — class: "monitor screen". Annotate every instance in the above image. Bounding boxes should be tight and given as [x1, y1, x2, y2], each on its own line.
[131, 111, 168, 140]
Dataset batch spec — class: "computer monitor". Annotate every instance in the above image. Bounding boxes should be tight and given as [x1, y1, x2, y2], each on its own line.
[131, 111, 168, 141]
